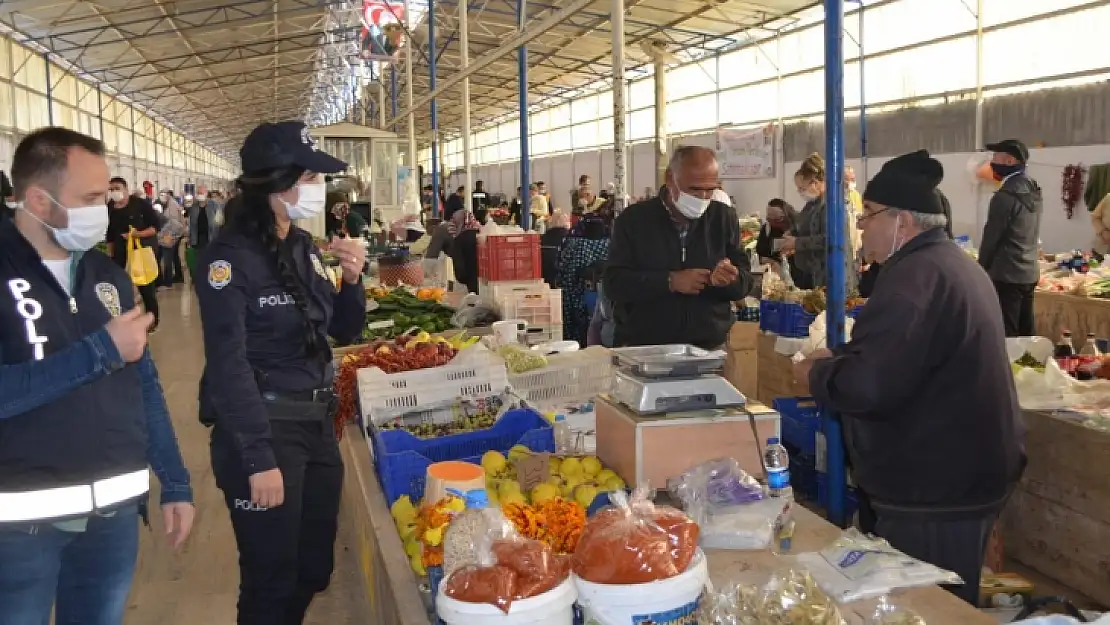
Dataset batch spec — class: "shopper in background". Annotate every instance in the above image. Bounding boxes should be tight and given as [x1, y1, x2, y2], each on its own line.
[447, 208, 481, 294]
[793, 150, 1025, 606]
[541, 209, 571, 287]
[527, 183, 549, 228]
[444, 185, 465, 222]
[106, 176, 163, 330]
[0, 126, 193, 625]
[195, 121, 366, 625]
[0, 170, 13, 221]
[573, 184, 605, 217]
[536, 180, 551, 205]
[187, 190, 222, 286]
[509, 186, 524, 225]
[570, 174, 590, 207]
[779, 154, 858, 291]
[471, 180, 490, 224]
[157, 190, 188, 288]
[755, 198, 805, 283]
[844, 165, 863, 217]
[605, 146, 753, 349]
[558, 213, 610, 345]
[978, 139, 1043, 337]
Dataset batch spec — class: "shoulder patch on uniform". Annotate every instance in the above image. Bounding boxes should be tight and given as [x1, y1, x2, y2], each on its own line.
[310, 253, 329, 281]
[208, 260, 232, 290]
[95, 282, 121, 317]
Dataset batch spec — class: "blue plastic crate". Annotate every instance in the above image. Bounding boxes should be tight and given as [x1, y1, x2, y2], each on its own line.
[789, 453, 818, 501]
[758, 300, 782, 333]
[773, 397, 821, 456]
[371, 408, 555, 505]
[817, 473, 859, 520]
[779, 303, 816, 338]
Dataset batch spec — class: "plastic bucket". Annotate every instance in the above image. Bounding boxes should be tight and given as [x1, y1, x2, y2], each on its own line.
[436, 575, 577, 625]
[574, 549, 708, 625]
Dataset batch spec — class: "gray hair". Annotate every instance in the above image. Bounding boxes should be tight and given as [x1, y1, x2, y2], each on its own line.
[667, 145, 717, 177]
[893, 209, 948, 231]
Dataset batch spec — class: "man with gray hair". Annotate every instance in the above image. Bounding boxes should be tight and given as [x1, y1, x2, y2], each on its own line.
[604, 145, 752, 349]
[792, 150, 1025, 605]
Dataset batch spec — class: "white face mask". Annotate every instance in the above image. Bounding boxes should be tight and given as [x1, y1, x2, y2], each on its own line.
[670, 186, 711, 220]
[887, 213, 904, 259]
[22, 195, 109, 252]
[847, 182, 857, 191]
[283, 181, 326, 220]
[799, 190, 818, 202]
[109, 190, 125, 203]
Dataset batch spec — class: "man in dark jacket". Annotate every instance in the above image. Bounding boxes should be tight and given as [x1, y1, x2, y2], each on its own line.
[604, 146, 752, 349]
[444, 185, 465, 221]
[978, 139, 1043, 336]
[106, 177, 163, 329]
[794, 150, 1025, 605]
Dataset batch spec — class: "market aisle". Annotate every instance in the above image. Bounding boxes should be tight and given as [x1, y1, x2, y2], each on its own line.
[125, 287, 371, 623]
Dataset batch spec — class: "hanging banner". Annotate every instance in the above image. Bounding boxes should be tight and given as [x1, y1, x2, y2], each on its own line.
[360, 1, 406, 62]
[717, 124, 775, 179]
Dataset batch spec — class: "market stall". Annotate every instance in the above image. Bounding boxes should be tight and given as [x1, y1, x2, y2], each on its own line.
[338, 423, 995, 624]
[1001, 408, 1110, 608]
[1034, 290, 1110, 344]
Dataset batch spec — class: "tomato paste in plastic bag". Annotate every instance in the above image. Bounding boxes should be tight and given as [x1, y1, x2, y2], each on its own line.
[572, 488, 700, 584]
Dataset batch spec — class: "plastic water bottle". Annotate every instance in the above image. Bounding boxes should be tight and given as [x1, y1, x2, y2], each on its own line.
[553, 414, 571, 454]
[764, 437, 793, 499]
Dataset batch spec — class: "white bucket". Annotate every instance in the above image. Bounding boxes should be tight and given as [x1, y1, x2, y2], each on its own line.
[436, 575, 577, 625]
[574, 549, 709, 625]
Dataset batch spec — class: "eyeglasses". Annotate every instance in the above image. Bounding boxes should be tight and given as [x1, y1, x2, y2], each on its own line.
[857, 206, 892, 225]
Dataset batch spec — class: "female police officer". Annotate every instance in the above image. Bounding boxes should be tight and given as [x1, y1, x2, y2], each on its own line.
[194, 121, 367, 624]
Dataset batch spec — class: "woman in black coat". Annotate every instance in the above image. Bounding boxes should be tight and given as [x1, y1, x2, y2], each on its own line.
[755, 198, 809, 286]
[448, 209, 481, 294]
[540, 210, 571, 287]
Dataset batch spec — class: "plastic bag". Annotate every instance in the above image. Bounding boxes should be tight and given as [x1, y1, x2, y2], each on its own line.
[497, 344, 548, 374]
[668, 459, 780, 550]
[869, 595, 926, 624]
[442, 507, 569, 613]
[126, 233, 159, 286]
[795, 529, 962, 604]
[696, 569, 845, 625]
[571, 486, 699, 584]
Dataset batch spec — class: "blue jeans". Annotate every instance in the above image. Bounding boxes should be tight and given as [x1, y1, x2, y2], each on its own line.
[0, 505, 139, 625]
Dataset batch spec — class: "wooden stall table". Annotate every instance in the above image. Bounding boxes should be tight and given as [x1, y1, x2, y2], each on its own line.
[707, 506, 996, 623]
[1034, 290, 1110, 343]
[340, 421, 995, 625]
[1000, 409, 1110, 607]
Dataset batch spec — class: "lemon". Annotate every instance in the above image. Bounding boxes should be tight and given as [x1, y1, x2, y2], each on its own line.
[561, 477, 582, 498]
[481, 451, 508, 476]
[508, 444, 532, 463]
[531, 483, 560, 505]
[581, 456, 602, 478]
[604, 474, 627, 491]
[559, 457, 583, 480]
[595, 469, 617, 484]
[574, 484, 599, 509]
[549, 456, 563, 475]
[500, 491, 527, 508]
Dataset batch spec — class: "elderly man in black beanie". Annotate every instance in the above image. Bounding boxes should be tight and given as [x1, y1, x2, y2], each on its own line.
[792, 150, 1025, 605]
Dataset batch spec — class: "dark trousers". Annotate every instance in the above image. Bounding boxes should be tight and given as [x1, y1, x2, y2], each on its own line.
[159, 240, 184, 286]
[994, 281, 1036, 337]
[211, 420, 344, 625]
[874, 512, 996, 606]
[137, 283, 159, 323]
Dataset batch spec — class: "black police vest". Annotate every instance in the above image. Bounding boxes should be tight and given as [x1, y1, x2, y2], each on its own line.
[0, 226, 149, 492]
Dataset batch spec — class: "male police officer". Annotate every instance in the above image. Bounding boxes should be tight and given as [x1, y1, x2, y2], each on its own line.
[0, 127, 194, 625]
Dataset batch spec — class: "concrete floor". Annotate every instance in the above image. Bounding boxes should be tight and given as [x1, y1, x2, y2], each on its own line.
[124, 286, 371, 624]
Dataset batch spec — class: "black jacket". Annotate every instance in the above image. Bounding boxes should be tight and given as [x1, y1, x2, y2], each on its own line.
[540, 227, 569, 287]
[450, 230, 479, 294]
[979, 173, 1043, 284]
[809, 228, 1025, 518]
[0, 220, 148, 492]
[195, 227, 366, 474]
[604, 197, 753, 349]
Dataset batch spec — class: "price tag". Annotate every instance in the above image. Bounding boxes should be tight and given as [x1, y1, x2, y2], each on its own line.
[514, 453, 551, 491]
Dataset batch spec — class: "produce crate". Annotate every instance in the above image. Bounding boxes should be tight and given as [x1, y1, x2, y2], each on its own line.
[356, 349, 509, 423]
[508, 347, 613, 408]
[497, 288, 563, 328]
[478, 278, 546, 301]
[776, 303, 866, 338]
[817, 472, 859, 520]
[370, 407, 555, 505]
[478, 233, 541, 282]
[773, 397, 821, 457]
[758, 300, 782, 333]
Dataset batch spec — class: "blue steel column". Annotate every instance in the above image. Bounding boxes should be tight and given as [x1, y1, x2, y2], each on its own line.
[44, 54, 53, 126]
[823, 0, 849, 528]
[429, 0, 441, 218]
[391, 65, 398, 132]
[517, 0, 530, 230]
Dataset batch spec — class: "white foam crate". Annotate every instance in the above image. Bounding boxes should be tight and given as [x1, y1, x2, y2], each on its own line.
[478, 278, 546, 302]
[498, 289, 562, 327]
[356, 348, 510, 423]
[508, 346, 613, 407]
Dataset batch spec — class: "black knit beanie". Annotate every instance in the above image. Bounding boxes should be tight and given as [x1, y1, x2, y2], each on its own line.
[863, 150, 945, 214]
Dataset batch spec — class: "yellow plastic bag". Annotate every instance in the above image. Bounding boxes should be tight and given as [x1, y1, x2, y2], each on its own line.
[126, 231, 159, 286]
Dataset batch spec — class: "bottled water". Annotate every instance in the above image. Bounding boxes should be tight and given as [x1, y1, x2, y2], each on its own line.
[553, 414, 571, 454]
[764, 437, 793, 499]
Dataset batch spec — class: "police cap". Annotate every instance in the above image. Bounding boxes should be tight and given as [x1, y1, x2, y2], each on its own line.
[240, 121, 348, 175]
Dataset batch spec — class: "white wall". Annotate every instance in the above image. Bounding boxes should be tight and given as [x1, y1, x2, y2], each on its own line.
[469, 141, 1110, 254]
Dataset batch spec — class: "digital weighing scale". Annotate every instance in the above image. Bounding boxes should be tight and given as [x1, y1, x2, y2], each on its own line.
[609, 345, 746, 415]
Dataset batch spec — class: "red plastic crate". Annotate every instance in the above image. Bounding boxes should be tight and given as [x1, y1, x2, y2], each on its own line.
[478, 233, 542, 282]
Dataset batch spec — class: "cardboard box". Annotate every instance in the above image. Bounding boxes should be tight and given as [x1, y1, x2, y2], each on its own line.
[724, 348, 757, 400]
[756, 332, 808, 404]
[595, 395, 780, 488]
[728, 321, 759, 351]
